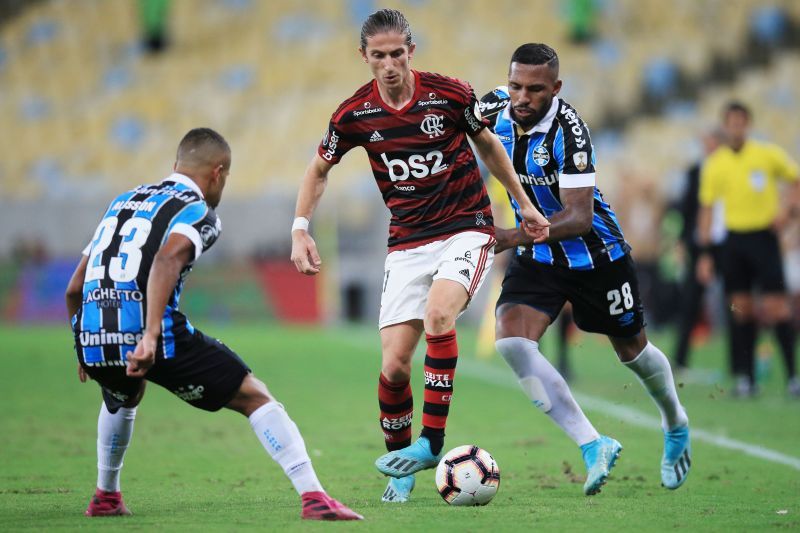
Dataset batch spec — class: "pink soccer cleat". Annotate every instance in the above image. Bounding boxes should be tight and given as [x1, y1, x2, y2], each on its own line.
[85, 488, 132, 517]
[301, 491, 363, 521]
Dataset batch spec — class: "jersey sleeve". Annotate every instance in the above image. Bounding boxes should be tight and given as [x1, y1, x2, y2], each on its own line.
[769, 144, 800, 182]
[555, 106, 596, 189]
[698, 159, 721, 206]
[453, 80, 489, 137]
[317, 114, 357, 165]
[166, 201, 222, 261]
[479, 86, 510, 133]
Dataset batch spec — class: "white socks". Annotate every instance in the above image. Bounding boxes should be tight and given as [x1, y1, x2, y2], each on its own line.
[496, 337, 600, 446]
[623, 342, 688, 431]
[96, 402, 136, 492]
[248, 402, 324, 495]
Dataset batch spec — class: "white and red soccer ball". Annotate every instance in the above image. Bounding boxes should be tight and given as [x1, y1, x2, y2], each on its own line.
[435, 445, 500, 506]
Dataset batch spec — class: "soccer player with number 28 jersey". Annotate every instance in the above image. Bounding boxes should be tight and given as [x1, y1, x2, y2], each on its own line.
[66, 129, 360, 520]
[482, 44, 691, 494]
[290, 9, 549, 503]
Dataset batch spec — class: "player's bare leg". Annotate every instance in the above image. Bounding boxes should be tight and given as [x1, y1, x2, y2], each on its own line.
[85, 382, 146, 517]
[378, 322, 422, 502]
[228, 375, 362, 520]
[376, 279, 468, 478]
[494, 303, 619, 495]
[612, 331, 691, 489]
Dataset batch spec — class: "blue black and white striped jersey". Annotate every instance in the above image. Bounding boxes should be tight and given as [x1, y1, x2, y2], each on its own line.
[73, 173, 221, 364]
[480, 87, 630, 270]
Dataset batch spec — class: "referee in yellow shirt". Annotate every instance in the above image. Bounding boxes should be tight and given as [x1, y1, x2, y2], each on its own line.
[697, 101, 800, 398]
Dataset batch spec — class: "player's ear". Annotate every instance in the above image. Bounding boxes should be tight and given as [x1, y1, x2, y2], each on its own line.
[359, 47, 367, 63]
[408, 42, 416, 61]
[553, 79, 563, 96]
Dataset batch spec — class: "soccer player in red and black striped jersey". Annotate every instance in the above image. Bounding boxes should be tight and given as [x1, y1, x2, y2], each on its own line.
[290, 9, 548, 503]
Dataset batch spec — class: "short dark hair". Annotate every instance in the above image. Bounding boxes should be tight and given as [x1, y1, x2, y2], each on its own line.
[510, 43, 559, 74]
[723, 100, 752, 120]
[177, 128, 230, 165]
[360, 8, 412, 50]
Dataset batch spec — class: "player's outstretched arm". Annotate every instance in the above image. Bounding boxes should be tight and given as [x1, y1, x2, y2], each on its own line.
[65, 255, 89, 382]
[471, 128, 549, 242]
[126, 233, 193, 378]
[291, 154, 333, 275]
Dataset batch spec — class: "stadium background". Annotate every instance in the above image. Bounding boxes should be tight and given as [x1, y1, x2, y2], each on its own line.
[2, 0, 799, 330]
[2, 1, 800, 530]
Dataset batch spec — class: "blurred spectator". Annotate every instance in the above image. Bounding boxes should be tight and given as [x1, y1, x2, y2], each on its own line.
[697, 101, 800, 398]
[672, 128, 726, 371]
[565, 0, 597, 44]
[616, 171, 668, 326]
[139, 0, 171, 54]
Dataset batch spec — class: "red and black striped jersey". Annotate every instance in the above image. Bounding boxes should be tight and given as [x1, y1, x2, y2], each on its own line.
[318, 70, 494, 251]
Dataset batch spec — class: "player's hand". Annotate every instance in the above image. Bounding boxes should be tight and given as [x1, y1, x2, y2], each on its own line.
[77, 364, 88, 383]
[127, 332, 157, 378]
[494, 227, 532, 253]
[519, 205, 550, 243]
[291, 230, 322, 275]
[771, 210, 791, 234]
[696, 253, 714, 285]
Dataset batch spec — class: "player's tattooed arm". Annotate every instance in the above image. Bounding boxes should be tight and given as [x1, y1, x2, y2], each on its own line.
[291, 154, 333, 275]
[127, 233, 193, 378]
[494, 187, 594, 253]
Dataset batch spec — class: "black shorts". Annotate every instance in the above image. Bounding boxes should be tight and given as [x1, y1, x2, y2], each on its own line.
[75, 328, 250, 413]
[723, 230, 786, 293]
[497, 254, 645, 338]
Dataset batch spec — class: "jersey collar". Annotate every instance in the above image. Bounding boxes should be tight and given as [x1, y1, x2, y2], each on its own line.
[505, 96, 559, 136]
[164, 172, 204, 198]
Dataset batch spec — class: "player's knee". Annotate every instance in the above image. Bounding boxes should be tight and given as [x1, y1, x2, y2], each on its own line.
[382, 359, 412, 383]
[228, 374, 274, 416]
[423, 306, 455, 335]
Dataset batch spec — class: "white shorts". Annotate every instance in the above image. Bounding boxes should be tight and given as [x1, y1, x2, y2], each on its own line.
[379, 231, 496, 329]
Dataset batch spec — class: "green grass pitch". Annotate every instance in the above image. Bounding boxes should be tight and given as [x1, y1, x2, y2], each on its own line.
[1, 323, 798, 531]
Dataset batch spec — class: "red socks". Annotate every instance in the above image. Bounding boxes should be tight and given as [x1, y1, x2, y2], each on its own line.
[378, 373, 413, 451]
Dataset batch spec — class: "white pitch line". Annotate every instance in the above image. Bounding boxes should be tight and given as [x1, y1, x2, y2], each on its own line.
[457, 358, 800, 471]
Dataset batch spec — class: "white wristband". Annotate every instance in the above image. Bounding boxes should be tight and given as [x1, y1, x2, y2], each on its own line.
[291, 216, 310, 232]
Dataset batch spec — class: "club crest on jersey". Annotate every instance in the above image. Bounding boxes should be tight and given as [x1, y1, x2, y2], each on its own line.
[573, 151, 588, 172]
[533, 145, 550, 166]
[421, 114, 445, 138]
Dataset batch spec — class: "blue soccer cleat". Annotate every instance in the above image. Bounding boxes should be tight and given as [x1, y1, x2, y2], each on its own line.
[381, 474, 415, 503]
[580, 435, 623, 495]
[375, 436, 442, 478]
[661, 425, 691, 490]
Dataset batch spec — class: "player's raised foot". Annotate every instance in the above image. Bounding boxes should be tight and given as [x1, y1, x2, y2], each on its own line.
[580, 435, 623, 496]
[375, 436, 442, 478]
[661, 425, 691, 490]
[382, 474, 415, 503]
[85, 488, 131, 517]
[301, 491, 363, 521]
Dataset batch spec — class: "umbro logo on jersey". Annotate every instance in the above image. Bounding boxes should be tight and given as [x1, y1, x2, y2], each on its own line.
[370, 131, 385, 143]
[459, 269, 471, 281]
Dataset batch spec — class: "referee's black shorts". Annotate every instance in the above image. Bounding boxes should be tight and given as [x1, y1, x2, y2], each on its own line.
[722, 229, 786, 294]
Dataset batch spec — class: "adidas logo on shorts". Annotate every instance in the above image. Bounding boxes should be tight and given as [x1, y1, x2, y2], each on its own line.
[459, 269, 471, 281]
[370, 131, 384, 142]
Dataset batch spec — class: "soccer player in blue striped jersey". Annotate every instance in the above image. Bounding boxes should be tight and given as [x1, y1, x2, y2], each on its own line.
[481, 44, 691, 493]
[65, 128, 361, 520]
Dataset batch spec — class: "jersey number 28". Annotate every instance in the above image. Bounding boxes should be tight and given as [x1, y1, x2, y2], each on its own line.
[86, 217, 152, 282]
[607, 282, 634, 316]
